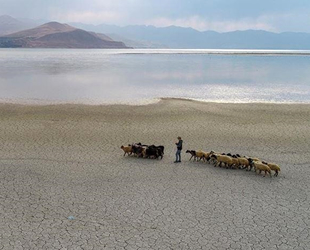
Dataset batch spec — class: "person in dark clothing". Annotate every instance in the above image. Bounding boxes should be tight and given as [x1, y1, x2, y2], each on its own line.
[174, 136, 183, 163]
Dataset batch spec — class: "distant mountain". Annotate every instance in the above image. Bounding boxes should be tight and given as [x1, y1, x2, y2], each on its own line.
[0, 22, 129, 48]
[70, 22, 310, 49]
[2, 16, 310, 49]
[5, 22, 75, 38]
[0, 15, 39, 35]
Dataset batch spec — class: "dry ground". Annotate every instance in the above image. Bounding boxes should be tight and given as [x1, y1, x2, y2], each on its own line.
[0, 99, 310, 249]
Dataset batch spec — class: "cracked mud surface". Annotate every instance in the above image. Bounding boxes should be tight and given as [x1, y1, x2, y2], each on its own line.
[1, 99, 310, 249]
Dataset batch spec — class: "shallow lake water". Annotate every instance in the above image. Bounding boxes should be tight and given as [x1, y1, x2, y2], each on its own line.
[1, 49, 310, 104]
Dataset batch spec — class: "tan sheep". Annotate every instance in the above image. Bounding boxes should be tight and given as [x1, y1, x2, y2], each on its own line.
[237, 157, 250, 170]
[195, 151, 206, 161]
[211, 154, 233, 168]
[202, 151, 211, 162]
[207, 151, 221, 164]
[249, 160, 272, 177]
[121, 145, 133, 156]
[262, 161, 281, 177]
[230, 157, 240, 169]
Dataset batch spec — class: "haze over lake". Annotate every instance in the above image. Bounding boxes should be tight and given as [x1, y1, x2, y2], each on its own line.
[1, 48, 310, 104]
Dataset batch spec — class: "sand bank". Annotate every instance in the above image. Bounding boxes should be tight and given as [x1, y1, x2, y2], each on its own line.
[1, 99, 310, 249]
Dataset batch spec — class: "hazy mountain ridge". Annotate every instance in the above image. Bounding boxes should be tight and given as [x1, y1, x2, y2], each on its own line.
[1, 15, 310, 49]
[0, 15, 36, 35]
[0, 19, 129, 48]
[70, 22, 310, 49]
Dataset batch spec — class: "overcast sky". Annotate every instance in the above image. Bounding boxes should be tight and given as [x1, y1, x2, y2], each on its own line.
[1, 0, 310, 32]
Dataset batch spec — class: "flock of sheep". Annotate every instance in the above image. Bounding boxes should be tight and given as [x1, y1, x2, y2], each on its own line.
[120, 143, 281, 177]
[121, 143, 165, 159]
[186, 150, 280, 177]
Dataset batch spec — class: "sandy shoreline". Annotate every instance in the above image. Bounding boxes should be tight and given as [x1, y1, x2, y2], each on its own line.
[1, 99, 310, 249]
[2, 96, 310, 106]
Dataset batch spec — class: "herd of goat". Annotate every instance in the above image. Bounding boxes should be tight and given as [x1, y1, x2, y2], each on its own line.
[121, 144, 280, 177]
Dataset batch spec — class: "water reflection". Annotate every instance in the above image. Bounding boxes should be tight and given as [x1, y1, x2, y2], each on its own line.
[0, 49, 310, 104]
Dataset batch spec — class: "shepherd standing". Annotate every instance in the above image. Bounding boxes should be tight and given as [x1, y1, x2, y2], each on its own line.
[174, 136, 183, 163]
